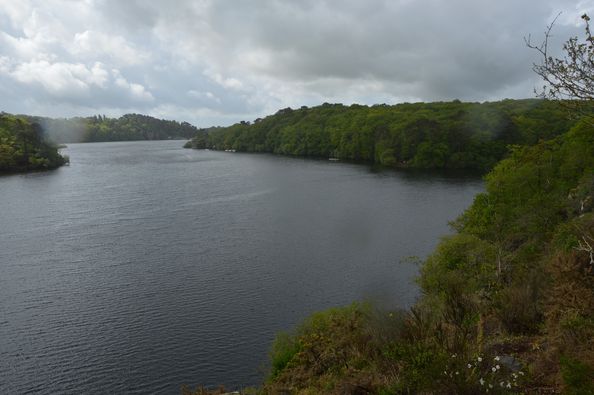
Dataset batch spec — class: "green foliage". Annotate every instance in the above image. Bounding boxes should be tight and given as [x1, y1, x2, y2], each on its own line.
[457, 120, 594, 276]
[264, 303, 401, 394]
[203, 99, 582, 171]
[560, 357, 594, 395]
[183, 127, 215, 149]
[242, 94, 594, 394]
[382, 340, 449, 393]
[377, 147, 397, 166]
[419, 118, 594, 382]
[25, 113, 200, 143]
[83, 114, 199, 142]
[420, 234, 498, 297]
[269, 332, 301, 379]
[0, 113, 66, 173]
[262, 113, 594, 393]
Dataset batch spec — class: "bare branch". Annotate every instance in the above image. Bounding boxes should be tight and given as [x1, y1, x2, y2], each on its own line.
[527, 13, 594, 119]
[574, 235, 594, 265]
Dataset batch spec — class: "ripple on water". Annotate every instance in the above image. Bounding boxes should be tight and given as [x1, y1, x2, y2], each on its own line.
[0, 141, 483, 393]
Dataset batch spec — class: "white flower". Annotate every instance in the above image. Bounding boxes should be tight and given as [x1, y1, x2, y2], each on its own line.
[477, 356, 483, 362]
[506, 382, 512, 389]
[512, 373, 517, 379]
[455, 371, 459, 375]
[479, 378, 485, 386]
[496, 365, 500, 370]
[500, 381, 504, 387]
[492, 367, 497, 372]
[452, 354, 457, 358]
[468, 364, 472, 368]
[519, 371, 524, 376]
[494, 356, 500, 361]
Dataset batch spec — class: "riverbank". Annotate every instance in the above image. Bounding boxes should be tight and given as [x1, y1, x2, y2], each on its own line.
[259, 119, 594, 394]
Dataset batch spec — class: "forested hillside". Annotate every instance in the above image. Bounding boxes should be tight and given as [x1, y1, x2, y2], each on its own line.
[250, 16, 594, 394]
[203, 99, 582, 171]
[27, 113, 200, 143]
[260, 116, 594, 395]
[0, 114, 67, 173]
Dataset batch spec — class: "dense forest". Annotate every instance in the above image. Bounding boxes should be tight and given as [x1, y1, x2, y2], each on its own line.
[182, 100, 594, 394]
[26, 113, 200, 143]
[183, 127, 219, 149]
[198, 99, 583, 172]
[252, 115, 594, 395]
[0, 114, 67, 173]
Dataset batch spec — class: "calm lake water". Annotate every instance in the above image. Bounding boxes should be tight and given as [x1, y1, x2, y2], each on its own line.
[0, 141, 483, 393]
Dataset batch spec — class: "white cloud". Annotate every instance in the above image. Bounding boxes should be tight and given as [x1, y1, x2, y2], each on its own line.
[11, 61, 95, 97]
[0, 0, 33, 30]
[0, 56, 11, 73]
[0, 0, 589, 126]
[204, 70, 245, 90]
[0, 31, 48, 61]
[187, 90, 221, 104]
[112, 69, 154, 102]
[72, 30, 150, 66]
[0, 59, 153, 105]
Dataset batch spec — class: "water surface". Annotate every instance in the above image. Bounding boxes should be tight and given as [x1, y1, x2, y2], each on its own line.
[0, 141, 483, 393]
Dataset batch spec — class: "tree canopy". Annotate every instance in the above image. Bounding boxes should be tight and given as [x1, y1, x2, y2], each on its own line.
[26, 113, 200, 143]
[0, 113, 67, 173]
[262, 105, 594, 395]
[200, 99, 586, 172]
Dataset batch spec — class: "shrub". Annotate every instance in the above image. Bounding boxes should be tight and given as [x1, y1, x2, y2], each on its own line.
[495, 277, 543, 335]
[382, 340, 449, 393]
[419, 234, 498, 298]
[560, 357, 594, 395]
[269, 332, 301, 379]
[265, 303, 388, 393]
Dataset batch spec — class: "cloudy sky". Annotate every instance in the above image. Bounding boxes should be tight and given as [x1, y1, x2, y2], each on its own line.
[0, 0, 592, 127]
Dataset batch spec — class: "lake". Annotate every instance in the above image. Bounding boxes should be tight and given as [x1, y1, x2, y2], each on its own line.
[0, 140, 483, 393]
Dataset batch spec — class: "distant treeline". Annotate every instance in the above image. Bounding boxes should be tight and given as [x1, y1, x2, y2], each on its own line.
[25, 113, 200, 143]
[199, 99, 583, 171]
[0, 114, 67, 173]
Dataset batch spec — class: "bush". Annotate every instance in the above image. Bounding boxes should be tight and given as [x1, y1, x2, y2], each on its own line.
[269, 332, 301, 379]
[419, 234, 498, 343]
[420, 234, 498, 297]
[495, 281, 542, 334]
[265, 304, 417, 394]
[560, 357, 594, 395]
[382, 340, 449, 393]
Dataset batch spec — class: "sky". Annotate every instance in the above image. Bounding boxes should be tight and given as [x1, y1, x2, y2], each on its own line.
[0, 0, 592, 127]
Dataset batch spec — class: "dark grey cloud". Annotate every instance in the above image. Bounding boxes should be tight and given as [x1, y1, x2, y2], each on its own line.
[198, 0, 584, 98]
[0, 0, 591, 126]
